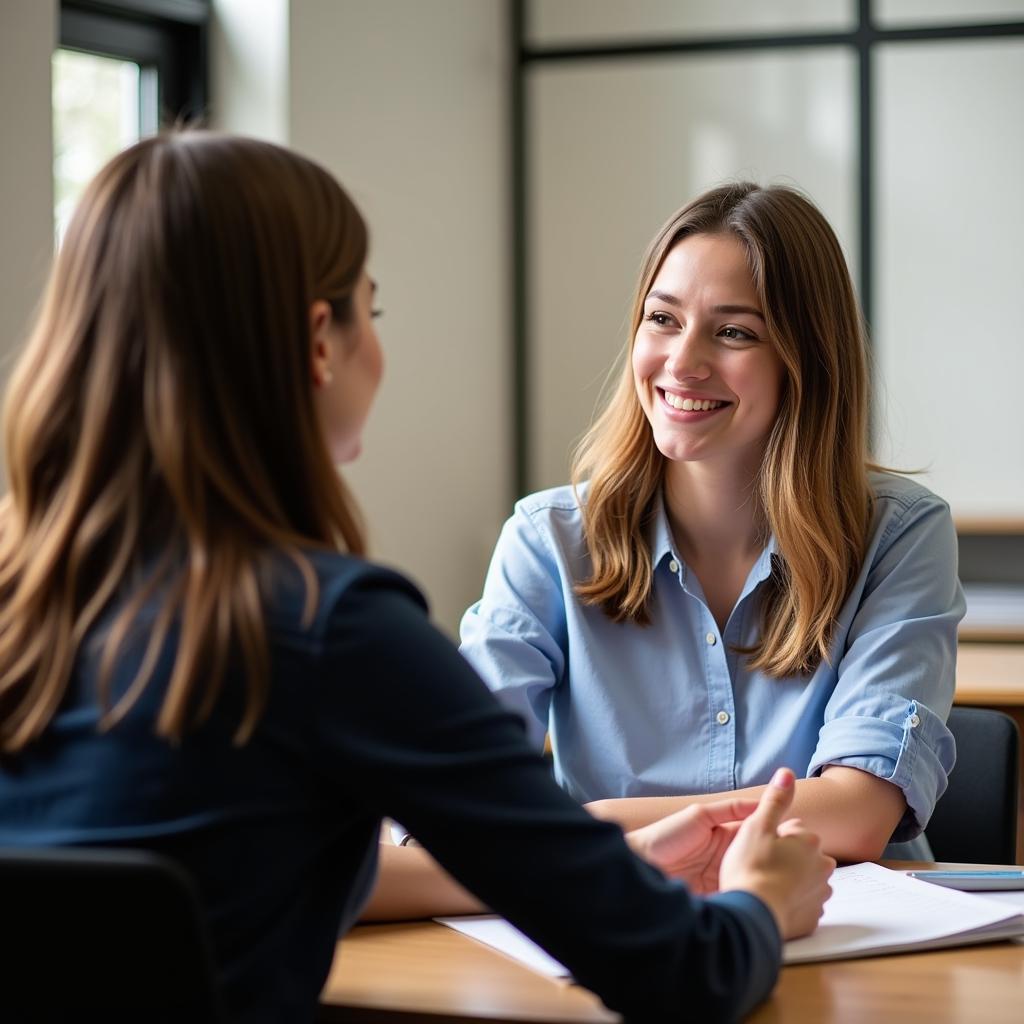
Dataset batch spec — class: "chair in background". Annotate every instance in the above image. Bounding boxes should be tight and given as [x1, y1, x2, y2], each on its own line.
[0, 845, 224, 1021]
[926, 706, 1021, 864]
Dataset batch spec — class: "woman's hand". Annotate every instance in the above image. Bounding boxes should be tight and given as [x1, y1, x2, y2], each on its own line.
[719, 767, 836, 939]
[625, 796, 760, 894]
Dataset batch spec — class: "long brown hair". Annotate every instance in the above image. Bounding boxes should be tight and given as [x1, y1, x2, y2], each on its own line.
[0, 132, 367, 753]
[573, 183, 872, 677]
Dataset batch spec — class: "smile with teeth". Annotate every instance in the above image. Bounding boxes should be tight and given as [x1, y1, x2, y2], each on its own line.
[661, 391, 726, 412]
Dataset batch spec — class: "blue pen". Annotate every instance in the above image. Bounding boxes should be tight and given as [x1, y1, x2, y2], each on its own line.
[906, 870, 1024, 891]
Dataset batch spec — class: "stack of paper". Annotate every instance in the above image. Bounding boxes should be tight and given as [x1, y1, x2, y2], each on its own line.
[437, 862, 1024, 977]
[784, 862, 1024, 962]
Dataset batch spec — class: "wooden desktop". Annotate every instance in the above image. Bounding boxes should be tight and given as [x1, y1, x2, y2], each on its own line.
[319, 863, 1024, 1023]
[955, 642, 1024, 707]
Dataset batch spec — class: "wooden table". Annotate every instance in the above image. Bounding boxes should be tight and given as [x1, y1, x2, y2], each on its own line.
[319, 863, 1024, 1024]
[748, 941, 1024, 1023]
[319, 920, 617, 1023]
[956, 643, 1024, 707]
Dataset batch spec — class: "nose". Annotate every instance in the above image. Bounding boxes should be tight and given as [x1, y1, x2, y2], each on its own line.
[665, 327, 711, 383]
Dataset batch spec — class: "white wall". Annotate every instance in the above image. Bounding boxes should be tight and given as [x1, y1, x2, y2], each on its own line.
[286, 0, 510, 635]
[0, 0, 56, 415]
[210, 0, 289, 144]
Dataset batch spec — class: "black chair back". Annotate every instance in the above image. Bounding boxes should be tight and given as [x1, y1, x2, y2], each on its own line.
[926, 706, 1020, 864]
[0, 846, 224, 1022]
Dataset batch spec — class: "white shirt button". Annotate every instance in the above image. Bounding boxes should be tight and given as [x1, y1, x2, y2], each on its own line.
[909, 713, 921, 728]
[706, 632, 717, 646]
[668, 559, 679, 574]
[716, 710, 730, 725]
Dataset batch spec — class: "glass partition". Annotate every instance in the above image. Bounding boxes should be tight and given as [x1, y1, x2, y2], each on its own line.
[874, 38, 1024, 516]
[527, 0, 855, 46]
[876, 0, 1024, 26]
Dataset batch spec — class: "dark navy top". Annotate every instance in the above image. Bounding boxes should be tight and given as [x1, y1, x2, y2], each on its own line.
[0, 552, 780, 1022]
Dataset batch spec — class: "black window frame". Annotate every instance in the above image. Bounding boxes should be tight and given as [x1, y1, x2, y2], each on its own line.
[59, 0, 209, 128]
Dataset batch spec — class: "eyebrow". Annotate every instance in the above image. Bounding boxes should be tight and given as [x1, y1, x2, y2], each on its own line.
[644, 291, 765, 322]
[712, 304, 765, 321]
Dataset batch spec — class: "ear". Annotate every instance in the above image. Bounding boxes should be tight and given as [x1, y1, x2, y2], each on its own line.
[309, 300, 334, 389]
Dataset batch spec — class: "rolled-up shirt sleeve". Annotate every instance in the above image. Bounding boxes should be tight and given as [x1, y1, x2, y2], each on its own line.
[459, 501, 570, 748]
[807, 490, 964, 841]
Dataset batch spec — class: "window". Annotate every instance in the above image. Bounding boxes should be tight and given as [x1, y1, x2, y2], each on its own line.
[52, 49, 147, 242]
[54, 0, 208, 242]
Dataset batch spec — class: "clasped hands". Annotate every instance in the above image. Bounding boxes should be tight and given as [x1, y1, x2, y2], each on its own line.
[624, 768, 835, 939]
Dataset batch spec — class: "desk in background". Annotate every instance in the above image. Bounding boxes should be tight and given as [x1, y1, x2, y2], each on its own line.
[319, 863, 1024, 1023]
[956, 518, 1024, 645]
[956, 643, 1024, 707]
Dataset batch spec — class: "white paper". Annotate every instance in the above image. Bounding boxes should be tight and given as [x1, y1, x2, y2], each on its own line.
[972, 889, 1024, 911]
[435, 915, 570, 978]
[437, 864, 1024, 980]
[784, 862, 1024, 963]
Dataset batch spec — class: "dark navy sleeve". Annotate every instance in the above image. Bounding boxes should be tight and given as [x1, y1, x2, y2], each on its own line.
[310, 564, 782, 1022]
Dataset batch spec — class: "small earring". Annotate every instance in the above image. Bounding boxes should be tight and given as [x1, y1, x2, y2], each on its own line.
[321, 368, 334, 386]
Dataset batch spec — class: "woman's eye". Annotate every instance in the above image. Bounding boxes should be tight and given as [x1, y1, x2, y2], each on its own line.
[720, 325, 755, 341]
[644, 311, 675, 328]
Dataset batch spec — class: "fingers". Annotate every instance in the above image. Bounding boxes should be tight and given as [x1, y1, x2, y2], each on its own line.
[792, 872, 835, 937]
[624, 803, 706, 861]
[695, 798, 761, 828]
[639, 797, 760, 849]
[775, 824, 834, 867]
[776, 817, 804, 838]
[776, 819, 822, 845]
[748, 767, 796, 833]
[776, 846, 836, 939]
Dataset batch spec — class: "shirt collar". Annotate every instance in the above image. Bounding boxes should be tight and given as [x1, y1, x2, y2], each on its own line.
[649, 490, 677, 569]
[649, 488, 779, 584]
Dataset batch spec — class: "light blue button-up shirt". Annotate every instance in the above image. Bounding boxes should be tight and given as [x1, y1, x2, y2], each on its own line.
[460, 472, 964, 859]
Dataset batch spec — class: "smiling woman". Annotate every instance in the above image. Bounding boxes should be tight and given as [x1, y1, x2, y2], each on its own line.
[633, 232, 784, 479]
[456, 182, 964, 867]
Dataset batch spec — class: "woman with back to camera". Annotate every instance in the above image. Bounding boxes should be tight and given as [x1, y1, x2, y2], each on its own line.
[0, 134, 833, 1022]
[456, 183, 964, 864]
